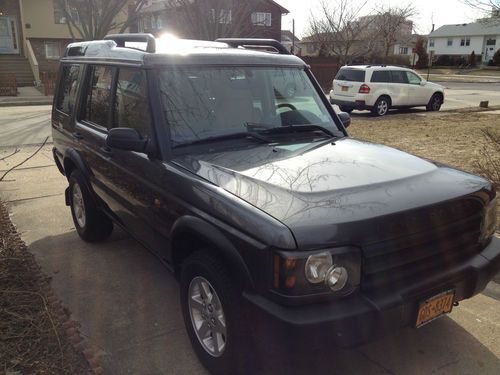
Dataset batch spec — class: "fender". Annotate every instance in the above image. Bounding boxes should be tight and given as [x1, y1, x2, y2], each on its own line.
[170, 215, 255, 291]
[63, 148, 97, 206]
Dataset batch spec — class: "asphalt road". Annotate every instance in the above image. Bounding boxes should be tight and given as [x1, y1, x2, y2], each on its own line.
[0, 96, 499, 374]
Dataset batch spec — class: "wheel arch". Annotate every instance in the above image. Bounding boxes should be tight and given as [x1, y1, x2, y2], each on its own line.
[170, 215, 255, 291]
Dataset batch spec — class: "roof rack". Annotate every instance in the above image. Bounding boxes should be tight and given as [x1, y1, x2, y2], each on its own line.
[104, 33, 156, 53]
[215, 38, 290, 55]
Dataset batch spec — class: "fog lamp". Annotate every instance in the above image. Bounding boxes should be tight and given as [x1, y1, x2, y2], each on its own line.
[325, 266, 348, 292]
[304, 252, 332, 284]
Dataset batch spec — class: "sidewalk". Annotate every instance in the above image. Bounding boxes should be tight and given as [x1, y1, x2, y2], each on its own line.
[421, 73, 500, 84]
[0, 86, 53, 107]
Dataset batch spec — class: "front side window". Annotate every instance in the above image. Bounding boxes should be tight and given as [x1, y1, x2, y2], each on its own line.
[405, 71, 422, 85]
[391, 71, 408, 84]
[114, 69, 152, 138]
[56, 64, 80, 115]
[251, 12, 272, 26]
[159, 67, 340, 146]
[82, 65, 115, 128]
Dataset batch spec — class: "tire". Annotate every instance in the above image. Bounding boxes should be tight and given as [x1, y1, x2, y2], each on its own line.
[372, 96, 390, 116]
[180, 251, 253, 374]
[427, 93, 443, 111]
[339, 106, 354, 114]
[69, 170, 113, 242]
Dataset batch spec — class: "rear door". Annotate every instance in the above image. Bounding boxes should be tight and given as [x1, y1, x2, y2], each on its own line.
[332, 68, 365, 99]
[389, 70, 409, 106]
[52, 64, 82, 136]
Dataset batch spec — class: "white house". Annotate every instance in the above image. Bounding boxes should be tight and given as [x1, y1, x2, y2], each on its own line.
[428, 22, 500, 64]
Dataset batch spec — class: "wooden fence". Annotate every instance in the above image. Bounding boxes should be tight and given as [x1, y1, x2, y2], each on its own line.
[301, 56, 340, 91]
[41, 72, 58, 96]
[0, 76, 17, 96]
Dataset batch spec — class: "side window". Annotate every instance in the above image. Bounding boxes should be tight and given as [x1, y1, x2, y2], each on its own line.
[390, 71, 408, 84]
[114, 69, 152, 138]
[405, 71, 422, 85]
[371, 71, 390, 83]
[56, 64, 80, 115]
[82, 65, 115, 128]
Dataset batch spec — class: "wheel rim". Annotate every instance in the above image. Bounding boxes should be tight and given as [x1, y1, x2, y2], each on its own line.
[188, 276, 227, 357]
[377, 100, 388, 115]
[432, 96, 441, 110]
[72, 183, 86, 228]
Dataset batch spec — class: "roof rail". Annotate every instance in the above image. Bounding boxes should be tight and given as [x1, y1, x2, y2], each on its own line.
[104, 33, 156, 53]
[215, 38, 290, 55]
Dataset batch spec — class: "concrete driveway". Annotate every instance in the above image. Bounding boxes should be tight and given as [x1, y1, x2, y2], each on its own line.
[0, 105, 499, 374]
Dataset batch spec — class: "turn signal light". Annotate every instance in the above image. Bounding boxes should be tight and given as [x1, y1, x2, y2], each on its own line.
[359, 84, 370, 94]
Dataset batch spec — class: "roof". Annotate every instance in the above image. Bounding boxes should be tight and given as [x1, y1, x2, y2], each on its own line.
[141, 0, 289, 14]
[429, 22, 500, 37]
[61, 37, 305, 68]
[281, 30, 301, 43]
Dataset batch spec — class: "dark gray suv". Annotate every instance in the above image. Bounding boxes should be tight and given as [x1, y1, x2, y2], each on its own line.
[51, 34, 500, 374]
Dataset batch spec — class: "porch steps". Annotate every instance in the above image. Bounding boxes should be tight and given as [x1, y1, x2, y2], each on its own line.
[0, 55, 35, 87]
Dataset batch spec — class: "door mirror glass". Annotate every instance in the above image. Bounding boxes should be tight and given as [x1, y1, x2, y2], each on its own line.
[106, 127, 150, 153]
[338, 111, 351, 128]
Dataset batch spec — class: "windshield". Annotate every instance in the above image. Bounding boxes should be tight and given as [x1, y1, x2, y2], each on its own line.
[159, 67, 342, 146]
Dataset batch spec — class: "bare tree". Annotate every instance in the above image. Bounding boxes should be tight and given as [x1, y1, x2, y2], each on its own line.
[463, 0, 500, 20]
[372, 4, 417, 57]
[160, 0, 270, 40]
[306, 0, 376, 64]
[57, 0, 148, 40]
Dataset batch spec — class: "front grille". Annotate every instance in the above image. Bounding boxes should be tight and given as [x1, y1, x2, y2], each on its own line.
[361, 199, 483, 291]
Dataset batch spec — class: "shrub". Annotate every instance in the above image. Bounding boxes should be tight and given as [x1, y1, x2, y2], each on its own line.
[469, 51, 477, 67]
[493, 49, 500, 66]
[415, 37, 429, 68]
[474, 128, 500, 189]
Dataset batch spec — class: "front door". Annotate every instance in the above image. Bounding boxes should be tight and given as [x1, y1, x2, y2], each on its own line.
[0, 17, 19, 54]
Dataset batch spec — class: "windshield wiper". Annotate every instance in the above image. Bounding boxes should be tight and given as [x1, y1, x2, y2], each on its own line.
[172, 131, 272, 148]
[248, 123, 337, 138]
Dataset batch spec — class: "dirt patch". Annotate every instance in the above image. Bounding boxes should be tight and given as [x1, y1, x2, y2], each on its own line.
[349, 110, 500, 231]
[0, 201, 91, 374]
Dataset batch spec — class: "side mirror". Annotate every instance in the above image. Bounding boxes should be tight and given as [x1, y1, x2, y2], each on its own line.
[420, 79, 427, 86]
[106, 128, 151, 153]
[338, 111, 351, 128]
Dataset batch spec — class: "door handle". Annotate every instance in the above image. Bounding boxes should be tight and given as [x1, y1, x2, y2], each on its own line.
[100, 146, 113, 156]
[72, 132, 83, 139]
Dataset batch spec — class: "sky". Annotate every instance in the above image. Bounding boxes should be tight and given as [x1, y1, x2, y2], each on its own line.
[275, 0, 487, 38]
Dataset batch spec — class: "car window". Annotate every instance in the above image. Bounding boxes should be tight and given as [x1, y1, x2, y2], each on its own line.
[56, 64, 80, 115]
[390, 71, 408, 84]
[114, 69, 152, 138]
[370, 71, 390, 83]
[405, 71, 422, 85]
[82, 65, 115, 128]
[335, 69, 365, 82]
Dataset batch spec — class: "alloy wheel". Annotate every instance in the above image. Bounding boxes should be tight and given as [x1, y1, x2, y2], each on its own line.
[72, 183, 86, 228]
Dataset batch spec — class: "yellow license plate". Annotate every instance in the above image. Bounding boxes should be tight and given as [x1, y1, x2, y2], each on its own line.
[416, 290, 455, 328]
[341, 86, 348, 92]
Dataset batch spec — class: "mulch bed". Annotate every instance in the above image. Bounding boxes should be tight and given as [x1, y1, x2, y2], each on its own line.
[0, 201, 98, 374]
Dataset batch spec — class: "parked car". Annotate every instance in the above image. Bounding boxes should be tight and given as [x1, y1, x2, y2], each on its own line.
[51, 35, 499, 374]
[329, 65, 445, 116]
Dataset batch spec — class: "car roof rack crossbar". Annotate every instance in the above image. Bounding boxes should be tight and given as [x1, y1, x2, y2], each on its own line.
[104, 33, 156, 53]
[216, 38, 290, 55]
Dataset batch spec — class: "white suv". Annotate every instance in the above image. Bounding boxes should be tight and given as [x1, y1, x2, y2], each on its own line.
[329, 65, 445, 116]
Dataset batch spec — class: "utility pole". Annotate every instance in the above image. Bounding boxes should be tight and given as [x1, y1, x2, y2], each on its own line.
[292, 19, 295, 55]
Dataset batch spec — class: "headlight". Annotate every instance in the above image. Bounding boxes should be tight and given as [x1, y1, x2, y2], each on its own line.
[481, 196, 497, 240]
[325, 266, 349, 291]
[304, 252, 332, 284]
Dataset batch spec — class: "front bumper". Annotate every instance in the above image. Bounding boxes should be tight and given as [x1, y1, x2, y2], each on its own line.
[244, 236, 500, 349]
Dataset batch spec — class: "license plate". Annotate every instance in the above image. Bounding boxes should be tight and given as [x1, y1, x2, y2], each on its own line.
[341, 86, 348, 92]
[416, 290, 455, 328]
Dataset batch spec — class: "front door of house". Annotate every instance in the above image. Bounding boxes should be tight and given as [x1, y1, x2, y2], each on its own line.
[0, 17, 19, 54]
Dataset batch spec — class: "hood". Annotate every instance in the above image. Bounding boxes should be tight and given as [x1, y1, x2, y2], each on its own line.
[174, 138, 489, 248]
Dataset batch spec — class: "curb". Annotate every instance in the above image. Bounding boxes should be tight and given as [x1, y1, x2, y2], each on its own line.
[0, 99, 53, 107]
[0, 205, 106, 374]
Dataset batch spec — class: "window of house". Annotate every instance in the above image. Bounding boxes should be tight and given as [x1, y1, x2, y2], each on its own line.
[399, 47, 408, 55]
[460, 37, 470, 46]
[429, 39, 435, 47]
[211, 9, 232, 24]
[114, 69, 152, 138]
[45, 42, 61, 59]
[54, 1, 79, 24]
[486, 38, 496, 46]
[447, 38, 453, 46]
[56, 64, 80, 115]
[82, 66, 116, 129]
[251, 12, 272, 26]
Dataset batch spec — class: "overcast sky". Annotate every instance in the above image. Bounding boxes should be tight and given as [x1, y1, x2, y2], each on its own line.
[275, 0, 486, 37]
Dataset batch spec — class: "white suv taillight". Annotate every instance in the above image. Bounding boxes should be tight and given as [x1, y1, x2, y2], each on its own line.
[359, 84, 370, 94]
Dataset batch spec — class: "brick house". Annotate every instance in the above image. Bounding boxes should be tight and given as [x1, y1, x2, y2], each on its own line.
[136, 0, 289, 41]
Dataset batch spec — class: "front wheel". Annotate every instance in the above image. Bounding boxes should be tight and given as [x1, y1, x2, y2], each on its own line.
[372, 97, 390, 116]
[427, 93, 443, 111]
[180, 252, 253, 374]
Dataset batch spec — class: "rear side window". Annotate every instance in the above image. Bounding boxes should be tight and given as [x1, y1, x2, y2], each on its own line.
[56, 65, 80, 115]
[114, 69, 152, 138]
[370, 71, 390, 83]
[82, 65, 116, 128]
[335, 69, 365, 82]
[390, 71, 408, 84]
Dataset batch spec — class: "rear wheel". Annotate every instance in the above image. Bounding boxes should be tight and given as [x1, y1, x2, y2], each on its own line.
[180, 251, 253, 374]
[69, 170, 113, 242]
[372, 97, 390, 116]
[427, 93, 443, 111]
